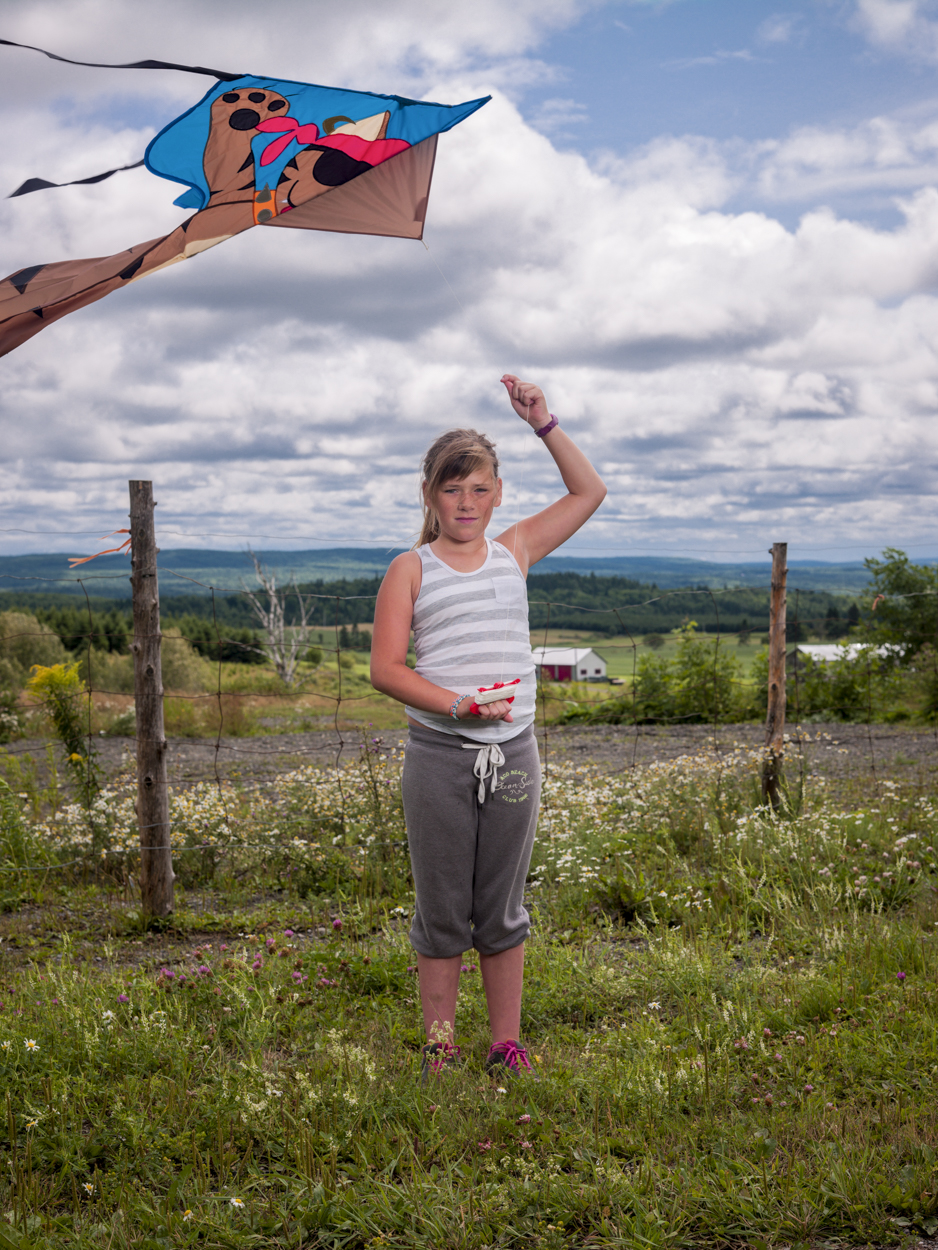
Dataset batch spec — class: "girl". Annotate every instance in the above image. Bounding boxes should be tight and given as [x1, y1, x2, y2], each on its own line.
[370, 375, 606, 1079]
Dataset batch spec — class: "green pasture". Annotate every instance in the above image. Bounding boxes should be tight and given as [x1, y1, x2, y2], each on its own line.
[0, 737, 937, 1248]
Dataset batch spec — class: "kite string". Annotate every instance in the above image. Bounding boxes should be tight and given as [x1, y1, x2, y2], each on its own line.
[422, 237, 528, 688]
[499, 412, 532, 686]
[422, 240, 465, 314]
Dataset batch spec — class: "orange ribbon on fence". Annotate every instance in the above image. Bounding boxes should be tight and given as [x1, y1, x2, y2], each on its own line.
[68, 528, 132, 568]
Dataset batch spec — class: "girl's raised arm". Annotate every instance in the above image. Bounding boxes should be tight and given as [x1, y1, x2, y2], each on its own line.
[495, 375, 607, 573]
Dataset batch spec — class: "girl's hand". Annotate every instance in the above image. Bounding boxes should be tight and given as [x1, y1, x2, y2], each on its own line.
[501, 374, 551, 432]
[458, 697, 514, 723]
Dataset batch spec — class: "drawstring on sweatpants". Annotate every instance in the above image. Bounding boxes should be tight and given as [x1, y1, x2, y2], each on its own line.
[462, 742, 506, 803]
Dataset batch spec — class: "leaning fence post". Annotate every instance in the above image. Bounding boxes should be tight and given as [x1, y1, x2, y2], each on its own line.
[129, 480, 174, 917]
[762, 541, 788, 810]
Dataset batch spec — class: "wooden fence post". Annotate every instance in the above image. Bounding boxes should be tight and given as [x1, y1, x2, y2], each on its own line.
[762, 541, 788, 810]
[129, 480, 174, 917]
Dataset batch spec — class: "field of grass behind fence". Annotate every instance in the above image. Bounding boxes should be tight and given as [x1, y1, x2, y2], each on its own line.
[0, 737, 937, 1248]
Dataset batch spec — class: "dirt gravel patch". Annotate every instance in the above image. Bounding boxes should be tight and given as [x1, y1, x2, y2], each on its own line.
[6, 720, 938, 791]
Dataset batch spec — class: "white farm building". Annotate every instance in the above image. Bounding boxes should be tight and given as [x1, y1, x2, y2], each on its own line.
[532, 647, 607, 682]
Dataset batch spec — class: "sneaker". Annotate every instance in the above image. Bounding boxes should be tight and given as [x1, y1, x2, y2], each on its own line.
[420, 1041, 463, 1084]
[485, 1039, 536, 1078]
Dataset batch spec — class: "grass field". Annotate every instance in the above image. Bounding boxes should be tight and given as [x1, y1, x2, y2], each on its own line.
[1, 732, 937, 1248]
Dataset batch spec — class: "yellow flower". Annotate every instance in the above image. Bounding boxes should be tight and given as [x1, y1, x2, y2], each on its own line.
[24, 1039, 39, 1052]
[25, 1119, 38, 1130]
[83, 1182, 94, 1195]
[182, 1210, 193, 1222]
[229, 1197, 244, 1209]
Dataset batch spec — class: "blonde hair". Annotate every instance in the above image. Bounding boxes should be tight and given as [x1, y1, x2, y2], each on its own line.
[417, 428, 499, 548]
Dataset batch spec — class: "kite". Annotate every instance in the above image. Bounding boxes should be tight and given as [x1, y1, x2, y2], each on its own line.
[0, 41, 488, 357]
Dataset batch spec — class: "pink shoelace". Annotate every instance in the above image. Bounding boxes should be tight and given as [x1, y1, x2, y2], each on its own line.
[425, 1042, 461, 1074]
[486, 1040, 533, 1072]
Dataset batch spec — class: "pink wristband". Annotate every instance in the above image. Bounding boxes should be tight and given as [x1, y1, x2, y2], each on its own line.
[534, 413, 559, 438]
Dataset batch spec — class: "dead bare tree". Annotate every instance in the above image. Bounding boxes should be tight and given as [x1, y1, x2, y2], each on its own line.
[241, 550, 315, 686]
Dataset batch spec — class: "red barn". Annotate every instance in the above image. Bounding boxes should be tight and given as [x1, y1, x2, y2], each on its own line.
[532, 647, 607, 682]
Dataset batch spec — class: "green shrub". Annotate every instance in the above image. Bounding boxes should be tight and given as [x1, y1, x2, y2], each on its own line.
[161, 627, 214, 691]
[79, 648, 135, 693]
[565, 622, 753, 724]
[0, 610, 68, 684]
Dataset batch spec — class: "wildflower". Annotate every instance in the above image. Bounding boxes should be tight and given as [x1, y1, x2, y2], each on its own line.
[332, 919, 343, 931]
[774, 1052, 783, 1061]
[83, 1182, 94, 1195]
[897, 971, 907, 982]
[266, 938, 276, 949]
[763, 1028, 772, 1038]
[160, 968, 175, 980]
[517, 1114, 532, 1124]
[102, 1010, 115, 1022]
[284, 930, 294, 938]
[25, 1118, 38, 1129]
[229, 1197, 245, 1209]
[477, 1139, 493, 1152]
[764, 1094, 773, 1107]
[24, 1038, 38, 1052]
[825, 1101, 835, 1109]
[182, 1210, 193, 1222]
[496, 1086, 508, 1095]
[647, 1001, 661, 1011]
[1, 1041, 10, 1051]
[733, 1038, 749, 1051]
[520, 1139, 533, 1148]
[117, 994, 129, 1004]
[804, 1084, 814, 1093]
[197, 965, 211, 975]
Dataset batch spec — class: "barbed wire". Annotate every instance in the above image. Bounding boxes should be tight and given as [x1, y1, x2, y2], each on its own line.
[1, 554, 933, 894]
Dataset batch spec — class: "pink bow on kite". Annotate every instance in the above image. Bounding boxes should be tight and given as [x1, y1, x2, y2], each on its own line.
[256, 116, 322, 166]
[256, 117, 410, 167]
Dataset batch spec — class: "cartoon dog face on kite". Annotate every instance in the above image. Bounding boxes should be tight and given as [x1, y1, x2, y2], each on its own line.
[0, 56, 487, 357]
[196, 86, 408, 227]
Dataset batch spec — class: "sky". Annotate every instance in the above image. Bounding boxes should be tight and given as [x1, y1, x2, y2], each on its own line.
[3, 0, 938, 563]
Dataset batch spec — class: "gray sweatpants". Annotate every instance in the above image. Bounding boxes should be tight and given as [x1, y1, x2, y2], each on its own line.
[402, 721, 541, 959]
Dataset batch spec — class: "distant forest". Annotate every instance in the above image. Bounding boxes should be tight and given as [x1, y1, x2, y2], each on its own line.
[1, 569, 862, 652]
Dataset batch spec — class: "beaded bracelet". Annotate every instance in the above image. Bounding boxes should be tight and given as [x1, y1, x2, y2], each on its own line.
[450, 693, 469, 719]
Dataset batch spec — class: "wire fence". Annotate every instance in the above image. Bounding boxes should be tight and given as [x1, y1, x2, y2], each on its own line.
[2, 548, 936, 886]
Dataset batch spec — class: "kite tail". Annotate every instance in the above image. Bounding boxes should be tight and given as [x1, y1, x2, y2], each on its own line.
[0, 198, 254, 357]
[0, 236, 171, 358]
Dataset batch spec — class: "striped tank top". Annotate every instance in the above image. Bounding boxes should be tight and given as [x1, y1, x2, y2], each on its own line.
[405, 538, 536, 743]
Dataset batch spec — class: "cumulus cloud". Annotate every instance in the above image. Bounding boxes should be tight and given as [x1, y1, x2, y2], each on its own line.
[757, 14, 799, 44]
[850, 0, 938, 62]
[4, 0, 938, 561]
[751, 108, 938, 202]
[527, 97, 590, 137]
